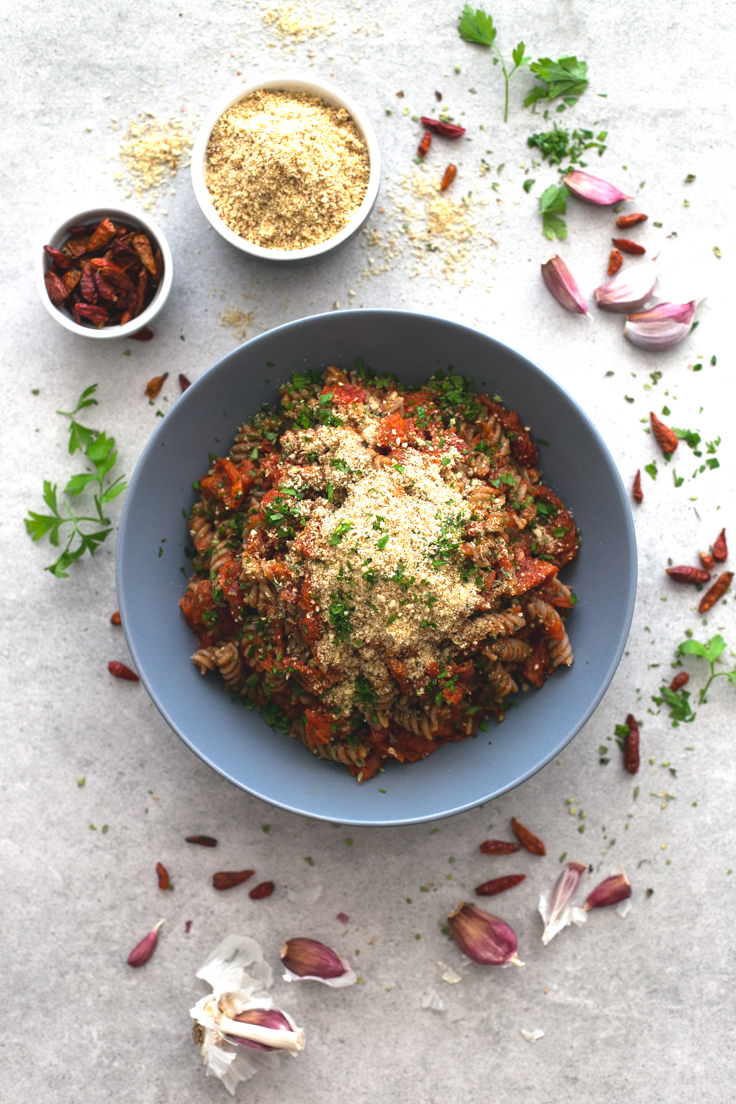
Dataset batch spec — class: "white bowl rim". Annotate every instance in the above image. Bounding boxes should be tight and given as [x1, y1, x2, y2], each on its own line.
[35, 201, 174, 340]
[190, 72, 381, 261]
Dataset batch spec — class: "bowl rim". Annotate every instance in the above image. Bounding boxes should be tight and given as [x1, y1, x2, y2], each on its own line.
[117, 309, 638, 826]
[190, 72, 381, 261]
[35, 201, 173, 339]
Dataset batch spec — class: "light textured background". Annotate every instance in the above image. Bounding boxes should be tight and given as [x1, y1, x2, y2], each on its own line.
[2, 1, 735, 1101]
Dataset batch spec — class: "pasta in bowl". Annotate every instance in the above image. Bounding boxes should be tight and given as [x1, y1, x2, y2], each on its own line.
[116, 310, 636, 825]
[181, 364, 579, 783]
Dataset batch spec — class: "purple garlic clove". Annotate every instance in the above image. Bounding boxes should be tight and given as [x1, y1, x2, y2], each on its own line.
[624, 300, 699, 349]
[594, 259, 658, 312]
[225, 1008, 298, 1051]
[584, 873, 632, 910]
[564, 170, 634, 205]
[541, 254, 590, 316]
[447, 902, 523, 967]
[280, 937, 356, 986]
[127, 919, 164, 967]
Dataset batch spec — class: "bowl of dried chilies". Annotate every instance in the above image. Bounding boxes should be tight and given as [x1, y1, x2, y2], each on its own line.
[36, 203, 173, 338]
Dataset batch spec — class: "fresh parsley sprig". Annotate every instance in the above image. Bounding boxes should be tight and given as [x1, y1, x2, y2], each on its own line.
[676, 634, 736, 704]
[24, 385, 128, 578]
[651, 685, 696, 726]
[458, 7, 530, 122]
[524, 56, 589, 112]
[539, 182, 569, 240]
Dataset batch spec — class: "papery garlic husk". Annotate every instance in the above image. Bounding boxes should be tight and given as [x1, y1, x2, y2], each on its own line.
[280, 937, 357, 987]
[447, 902, 523, 967]
[541, 254, 590, 317]
[564, 170, 634, 205]
[584, 872, 632, 911]
[624, 300, 699, 349]
[539, 862, 588, 944]
[190, 934, 305, 1096]
[594, 259, 658, 312]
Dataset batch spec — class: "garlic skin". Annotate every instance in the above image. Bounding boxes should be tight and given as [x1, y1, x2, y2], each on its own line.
[564, 170, 633, 205]
[539, 862, 587, 944]
[584, 872, 632, 911]
[280, 937, 357, 987]
[594, 259, 658, 312]
[624, 300, 698, 349]
[541, 254, 590, 316]
[447, 902, 523, 967]
[190, 935, 305, 1096]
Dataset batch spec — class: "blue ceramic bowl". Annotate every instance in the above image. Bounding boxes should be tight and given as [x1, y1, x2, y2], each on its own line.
[117, 310, 636, 826]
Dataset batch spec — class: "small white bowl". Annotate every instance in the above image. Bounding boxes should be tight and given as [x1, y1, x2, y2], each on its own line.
[191, 74, 381, 265]
[36, 203, 173, 340]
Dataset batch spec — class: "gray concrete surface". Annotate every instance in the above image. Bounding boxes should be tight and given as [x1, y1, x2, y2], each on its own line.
[2, 1, 735, 1101]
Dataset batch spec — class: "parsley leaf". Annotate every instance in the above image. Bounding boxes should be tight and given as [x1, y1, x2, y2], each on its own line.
[539, 183, 569, 240]
[524, 57, 589, 112]
[24, 386, 127, 577]
[457, 7, 530, 121]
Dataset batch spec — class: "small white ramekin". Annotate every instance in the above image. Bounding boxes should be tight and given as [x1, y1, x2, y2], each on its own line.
[191, 73, 381, 265]
[36, 203, 173, 340]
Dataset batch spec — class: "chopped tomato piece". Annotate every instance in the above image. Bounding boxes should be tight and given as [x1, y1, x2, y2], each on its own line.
[200, 458, 244, 509]
[376, 413, 408, 450]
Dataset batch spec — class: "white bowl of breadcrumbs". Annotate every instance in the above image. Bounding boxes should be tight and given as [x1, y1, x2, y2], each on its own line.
[191, 74, 381, 264]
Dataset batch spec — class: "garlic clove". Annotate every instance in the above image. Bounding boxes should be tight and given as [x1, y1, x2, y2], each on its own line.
[594, 259, 658, 312]
[624, 299, 699, 349]
[539, 862, 587, 944]
[127, 919, 164, 967]
[563, 170, 634, 205]
[541, 254, 590, 317]
[584, 872, 632, 911]
[280, 937, 357, 987]
[224, 1008, 300, 1052]
[447, 902, 523, 967]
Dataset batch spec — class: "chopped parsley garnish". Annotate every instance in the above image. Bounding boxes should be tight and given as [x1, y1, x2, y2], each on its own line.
[329, 520, 354, 545]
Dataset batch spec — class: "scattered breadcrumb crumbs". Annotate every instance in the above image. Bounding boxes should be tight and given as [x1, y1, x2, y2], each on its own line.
[117, 116, 192, 205]
[361, 166, 492, 286]
[220, 307, 255, 342]
[261, 3, 335, 40]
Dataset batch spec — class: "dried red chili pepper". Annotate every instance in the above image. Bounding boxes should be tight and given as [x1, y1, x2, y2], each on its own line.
[43, 244, 73, 270]
[145, 372, 168, 399]
[632, 469, 643, 503]
[608, 248, 623, 276]
[63, 236, 90, 259]
[185, 835, 218, 846]
[132, 233, 157, 275]
[417, 130, 432, 157]
[79, 262, 98, 304]
[669, 672, 690, 692]
[97, 262, 135, 292]
[510, 817, 546, 856]
[420, 115, 466, 137]
[616, 212, 647, 228]
[184, 920, 193, 933]
[623, 714, 640, 774]
[120, 310, 133, 326]
[94, 269, 118, 301]
[213, 869, 254, 891]
[700, 550, 716, 571]
[44, 271, 69, 305]
[179, 374, 192, 392]
[479, 840, 522, 855]
[87, 218, 117, 251]
[249, 880, 275, 899]
[441, 163, 457, 191]
[698, 571, 733, 613]
[612, 238, 646, 255]
[666, 565, 711, 585]
[475, 874, 526, 897]
[133, 268, 148, 317]
[650, 411, 679, 455]
[127, 327, 154, 341]
[62, 268, 82, 293]
[68, 224, 91, 237]
[110, 611, 122, 625]
[74, 302, 109, 328]
[152, 248, 164, 285]
[156, 862, 170, 891]
[108, 660, 139, 681]
[713, 528, 728, 563]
